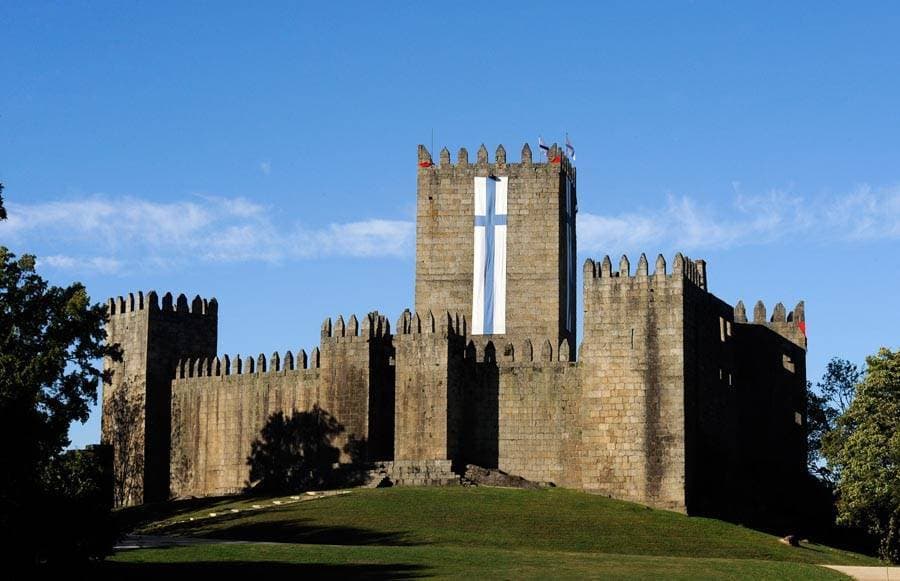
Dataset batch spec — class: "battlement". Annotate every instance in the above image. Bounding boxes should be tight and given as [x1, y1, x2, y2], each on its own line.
[175, 347, 320, 381]
[734, 299, 807, 349]
[320, 311, 391, 341]
[106, 291, 218, 317]
[733, 299, 805, 325]
[394, 309, 467, 337]
[418, 143, 575, 177]
[583, 253, 707, 291]
[491, 337, 573, 364]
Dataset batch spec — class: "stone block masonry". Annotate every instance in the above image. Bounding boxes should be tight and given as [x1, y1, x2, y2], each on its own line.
[102, 291, 217, 506]
[414, 143, 577, 356]
[580, 253, 692, 509]
[168, 312, 391, 498]
[393, 310, 467, 462]
[102, 142, 808, 525]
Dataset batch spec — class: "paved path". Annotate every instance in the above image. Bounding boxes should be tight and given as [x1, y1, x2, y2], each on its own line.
[115, 534, 247, 550]
[824, 566, 900, 580]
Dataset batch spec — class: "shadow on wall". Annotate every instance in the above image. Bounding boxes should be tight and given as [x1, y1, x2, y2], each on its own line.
[461, 340, 499, 469]
[107, 381, 145, 507]
[246, 406, 368, 494]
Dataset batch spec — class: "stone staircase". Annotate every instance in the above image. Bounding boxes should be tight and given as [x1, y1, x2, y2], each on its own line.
[368, 459, 460, 487]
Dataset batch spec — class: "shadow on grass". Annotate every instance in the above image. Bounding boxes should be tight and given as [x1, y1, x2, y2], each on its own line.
[96, 561, 428, 579]
[161, 512, 423, 547]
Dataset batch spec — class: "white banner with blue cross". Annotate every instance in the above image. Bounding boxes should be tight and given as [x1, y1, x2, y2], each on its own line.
[471, 175, 508, 335]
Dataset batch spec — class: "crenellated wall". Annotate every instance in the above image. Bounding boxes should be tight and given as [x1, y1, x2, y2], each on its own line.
[392, 310, 467, 462]
[101, 143, 808, 522]
[456, 335, 577, 483]
[575, 253, 808, 516]
[730, 299, 808, 522]
[579, 253, 697, 511]
[102, 291, 217, 506]
[168, 311, 392, 498]
[414, 143, 577, 353]
[170, 351, 321, 497]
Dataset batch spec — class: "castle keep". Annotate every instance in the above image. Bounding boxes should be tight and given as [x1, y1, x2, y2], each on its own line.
[102, 142, 808, 518]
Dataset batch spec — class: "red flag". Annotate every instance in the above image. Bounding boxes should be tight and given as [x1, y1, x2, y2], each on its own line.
[550, 155, 561, 164]
[798, 321, 807, 336]
[418, 160, 433, 168]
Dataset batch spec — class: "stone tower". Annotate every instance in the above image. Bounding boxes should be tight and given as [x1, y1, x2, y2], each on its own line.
[414, 143, 577, 353]
[101, 291, 217, 506]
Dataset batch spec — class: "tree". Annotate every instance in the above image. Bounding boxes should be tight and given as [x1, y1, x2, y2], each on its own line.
[819, 358, 861, 416]
[823, 348, 900, 563]
[0, 192, 119, 563]
[0, 182, 6, 220]
[806, 380, 837, 480]
[806, 357, 861, 481]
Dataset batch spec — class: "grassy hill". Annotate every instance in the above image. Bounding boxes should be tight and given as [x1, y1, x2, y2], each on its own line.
[109, 486, 877, 579]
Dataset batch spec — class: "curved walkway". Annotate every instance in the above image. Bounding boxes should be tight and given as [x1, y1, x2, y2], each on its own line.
[115, 534, 247, 550]
[824, 565, 900, 580]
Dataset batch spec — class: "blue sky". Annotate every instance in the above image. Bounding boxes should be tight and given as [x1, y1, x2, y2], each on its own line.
[1, 2, 898, 448]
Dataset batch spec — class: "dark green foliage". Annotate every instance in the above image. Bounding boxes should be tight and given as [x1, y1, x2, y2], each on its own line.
[246, 406, 344, 494]
[806, 357, 861, 481]
[823, 348, 900, 563]
[0, 183, 6, 220]
[819, 358, 861, 415]
[0, 234, 120, 564]
[806, 380, 836, 479]
[36, 446, 117, 563]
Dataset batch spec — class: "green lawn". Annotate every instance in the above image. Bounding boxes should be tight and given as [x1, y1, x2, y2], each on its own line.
[109, 486, 877, 579]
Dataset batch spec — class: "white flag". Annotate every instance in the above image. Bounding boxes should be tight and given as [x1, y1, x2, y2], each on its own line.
[472, 176, 508, 335]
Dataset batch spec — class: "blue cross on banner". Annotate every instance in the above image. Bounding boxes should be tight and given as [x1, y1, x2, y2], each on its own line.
[472, 176, 508, 335]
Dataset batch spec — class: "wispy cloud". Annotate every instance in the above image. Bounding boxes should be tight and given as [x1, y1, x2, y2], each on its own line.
[0, 194, 415, 274]
[577, 185, 900, 254]
[37, 255, 123, 274]
[3, 184, 897, 275]
[259, 161, 271, 175]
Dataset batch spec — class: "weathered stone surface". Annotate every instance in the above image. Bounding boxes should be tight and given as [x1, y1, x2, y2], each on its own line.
[102, 142, 808, 523]
[102, 292, 217, 506]
[462, 464, 542, 489]
[413, 145, 577, 356]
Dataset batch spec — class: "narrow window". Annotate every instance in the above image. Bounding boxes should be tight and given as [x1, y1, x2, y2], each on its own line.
[719, 317, 726, 342]
[728, 372, 733, 387]
[630, 328, 634, 349]
[794, 412, 803, 426]
[726, 320, 732, 337]
[783, 354, 795, 373]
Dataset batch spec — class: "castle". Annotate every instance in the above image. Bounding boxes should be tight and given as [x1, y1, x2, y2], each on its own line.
[102, 142, 809, 519]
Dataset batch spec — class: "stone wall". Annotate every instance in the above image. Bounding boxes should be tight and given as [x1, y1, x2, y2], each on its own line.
[101, 144, 809, 519]
[682, 277, 740, 515]
[459, 337, 579, 485]
[496, 356, 580, 486]
[414, 144, 576, 353]
[392, 310, 466, 462]
[102, 296, 150, 507]
[731, 300, 808, 522]
[170, 359, 321, 497]
[579, 254, 698, 511]
[102, 291, 217, 506]
[104, 283, 808, 515]
[168, 312, 387, 498]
